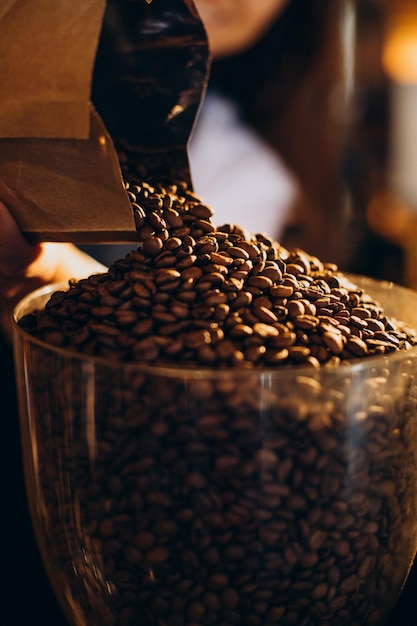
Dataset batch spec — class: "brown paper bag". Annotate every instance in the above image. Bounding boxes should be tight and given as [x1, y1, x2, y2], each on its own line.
[0, 107, 137, 243]
[0, 0, 136, 242]
[0, 0, 105, 139]
[0, 0, 209, 243]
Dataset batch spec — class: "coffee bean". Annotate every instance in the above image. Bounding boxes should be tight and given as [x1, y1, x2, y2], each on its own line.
[322, 330, 345, 354]
[345, 336, 368, 357]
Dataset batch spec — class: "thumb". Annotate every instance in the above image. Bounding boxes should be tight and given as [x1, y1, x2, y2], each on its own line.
[0, 201, 41, 276]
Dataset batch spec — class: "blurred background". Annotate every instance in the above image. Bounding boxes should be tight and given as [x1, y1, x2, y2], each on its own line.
[3, 0, 417, 623]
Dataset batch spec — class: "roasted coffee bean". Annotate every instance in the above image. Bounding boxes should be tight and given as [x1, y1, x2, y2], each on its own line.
[141, 236, 163, 257]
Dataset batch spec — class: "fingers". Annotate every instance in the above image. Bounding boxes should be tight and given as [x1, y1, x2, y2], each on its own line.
[0, 201, 106, 282]
[41, 242, 108, 284]
[0, 201, 107, 338]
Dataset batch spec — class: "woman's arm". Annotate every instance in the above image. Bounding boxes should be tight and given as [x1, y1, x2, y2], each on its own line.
[0, 201, 107, 338]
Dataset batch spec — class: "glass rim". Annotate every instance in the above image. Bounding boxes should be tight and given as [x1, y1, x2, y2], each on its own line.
[11, 276, 417, 380]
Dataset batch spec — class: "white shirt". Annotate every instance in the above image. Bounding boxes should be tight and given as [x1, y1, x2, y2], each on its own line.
[189, 90, 298, 239]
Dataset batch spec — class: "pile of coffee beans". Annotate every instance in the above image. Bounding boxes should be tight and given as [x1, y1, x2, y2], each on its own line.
[18, 180, 417, 626]
[19, 180, 417, 367]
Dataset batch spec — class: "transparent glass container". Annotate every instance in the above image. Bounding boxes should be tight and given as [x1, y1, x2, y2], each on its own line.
[12, 276, 417, 626]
